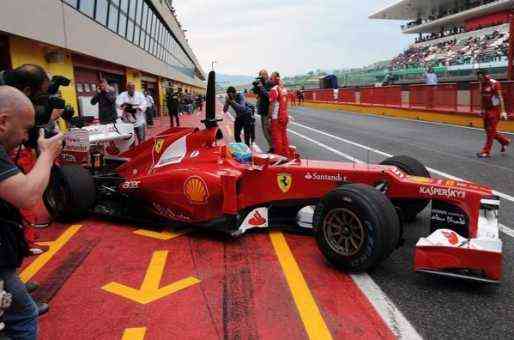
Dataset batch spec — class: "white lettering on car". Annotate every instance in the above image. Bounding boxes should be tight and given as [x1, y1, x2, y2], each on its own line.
[121, 181, 140, 189]
[419, 186, 466, 199]
[305, 172, 347, 182]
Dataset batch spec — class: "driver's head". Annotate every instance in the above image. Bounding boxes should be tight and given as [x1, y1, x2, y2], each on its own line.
[270, 72, 281, 86]
[127, 82, 136, 96]
[3, 64, 49, 100]
[0, 86, 35, 152]
[226, 86, 237, 100]
[258, 69, 269, 81]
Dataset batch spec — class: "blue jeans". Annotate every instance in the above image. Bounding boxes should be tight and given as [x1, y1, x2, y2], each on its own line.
[0, 269, 38, 340]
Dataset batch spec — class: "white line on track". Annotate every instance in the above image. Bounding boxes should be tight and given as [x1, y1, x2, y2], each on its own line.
[224, 112, 422, 340]
[288, 126, 514, 238]
[291, 105, 514, 135]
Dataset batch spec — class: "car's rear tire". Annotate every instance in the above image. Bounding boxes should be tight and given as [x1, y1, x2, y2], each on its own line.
[314, 183, 400, 272]
[44, 165, 96, 222]
[380, 155, 430, 221]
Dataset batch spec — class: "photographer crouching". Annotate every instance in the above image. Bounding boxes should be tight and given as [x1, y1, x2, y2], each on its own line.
[223, 86, 254, 147]
[0, 85, 63, 340]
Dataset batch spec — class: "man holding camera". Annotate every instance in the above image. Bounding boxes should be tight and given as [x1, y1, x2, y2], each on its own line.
[90, 79, 116, 125]
[0, 85, 64, 340]
[116, 82, 147, 145]
[252, 70, 273, 152]
[223, 86, 254, 147]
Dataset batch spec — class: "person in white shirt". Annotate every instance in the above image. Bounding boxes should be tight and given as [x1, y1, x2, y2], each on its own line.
[425, 68, 438, 85]
[116, 82, 147, 144]
[143, 90, 155, 127]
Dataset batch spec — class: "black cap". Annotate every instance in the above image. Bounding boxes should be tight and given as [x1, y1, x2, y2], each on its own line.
[227, 86, 236, 94]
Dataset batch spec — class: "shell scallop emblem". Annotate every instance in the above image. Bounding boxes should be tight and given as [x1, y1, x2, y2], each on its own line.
[184, 176, 209, 204]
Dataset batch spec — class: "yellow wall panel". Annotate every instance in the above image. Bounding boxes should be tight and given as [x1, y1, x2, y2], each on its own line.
[9, 36, 78, 114]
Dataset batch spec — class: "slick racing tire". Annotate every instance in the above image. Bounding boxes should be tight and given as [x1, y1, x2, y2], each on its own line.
[314, 183, 400, 272]
[380, 155, 430, 221]
[44, 165, 96, 222]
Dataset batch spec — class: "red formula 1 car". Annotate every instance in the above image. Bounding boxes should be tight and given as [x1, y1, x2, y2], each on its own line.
[43, 72, 503, 283]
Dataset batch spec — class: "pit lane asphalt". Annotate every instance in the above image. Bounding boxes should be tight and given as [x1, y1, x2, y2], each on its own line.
[250, 105, 514, 340]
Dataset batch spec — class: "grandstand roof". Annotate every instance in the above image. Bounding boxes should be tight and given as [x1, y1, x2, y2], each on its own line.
[370, 0, 513, 21]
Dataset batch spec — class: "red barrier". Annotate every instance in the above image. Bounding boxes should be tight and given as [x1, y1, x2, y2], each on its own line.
[409, 85, 430, 109]
[339, 89, 356, 103]
[383, 86, 402, 107]
[433, 84, 457, 112]
[303, 90, 314, 101]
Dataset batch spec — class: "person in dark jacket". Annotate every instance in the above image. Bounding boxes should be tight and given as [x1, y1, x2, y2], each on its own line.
[224, 86, 253, 146]
[165, 87, 181, 127]
[254, 70, 273, 152]
[90, 79, 116, 124]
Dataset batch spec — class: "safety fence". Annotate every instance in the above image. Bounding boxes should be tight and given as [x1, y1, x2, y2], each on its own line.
[297, 82, 514, 116]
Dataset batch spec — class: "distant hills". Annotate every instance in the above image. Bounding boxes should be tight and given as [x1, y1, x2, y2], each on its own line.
[217, 74, 254, 86]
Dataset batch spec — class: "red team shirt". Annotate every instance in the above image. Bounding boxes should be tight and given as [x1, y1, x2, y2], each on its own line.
[481, 76, 502, 111]
[269, 85, 289, 121]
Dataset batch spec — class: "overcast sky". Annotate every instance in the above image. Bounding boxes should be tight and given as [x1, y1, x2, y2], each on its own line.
[174, 0, 411, 76]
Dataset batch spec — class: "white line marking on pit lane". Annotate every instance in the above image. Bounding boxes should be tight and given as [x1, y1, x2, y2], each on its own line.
[291, 106, 514, 135]
[288, 126, 514, 238]
[226, 112, 421, 339]
[350, 274, 423, 340]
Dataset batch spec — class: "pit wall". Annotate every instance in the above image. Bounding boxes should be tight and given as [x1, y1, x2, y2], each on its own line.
[266, 83, 514, 132]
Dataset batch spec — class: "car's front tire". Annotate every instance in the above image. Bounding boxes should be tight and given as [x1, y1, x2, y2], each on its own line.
[44, 165, 96, 222]
[314, 183, 400, 272]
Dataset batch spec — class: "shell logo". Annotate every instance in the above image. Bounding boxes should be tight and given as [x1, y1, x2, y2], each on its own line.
[183, 176, 209, 204]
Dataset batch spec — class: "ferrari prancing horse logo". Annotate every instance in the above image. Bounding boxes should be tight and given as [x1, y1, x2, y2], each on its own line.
[154, 138, 165, 154]
[277, 173, 292, 193]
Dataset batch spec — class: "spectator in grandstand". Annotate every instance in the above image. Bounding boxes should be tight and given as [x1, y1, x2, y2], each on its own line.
[476, 70, 510, 158]
[0, 86, 64, 340]
[254, 69, 274, 152]
[143, 90, 155, 127]
[90, 79, 116, 124]
[223, 86, 253, 146]
[268, 72, 291, 158]
[166, 87, 181, 127]
[424, 68, 438, 85]
[116, 82, 147, 145]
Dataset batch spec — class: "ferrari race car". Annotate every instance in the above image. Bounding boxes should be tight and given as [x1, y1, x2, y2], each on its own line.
[43, 72, 503, 283]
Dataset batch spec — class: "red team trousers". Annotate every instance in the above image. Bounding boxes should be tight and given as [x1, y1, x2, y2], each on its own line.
[271, 118, 290, 158]
[481, 107, 510, 154]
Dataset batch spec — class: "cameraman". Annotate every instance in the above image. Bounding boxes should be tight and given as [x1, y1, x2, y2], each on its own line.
[116, 82, 147, 145]
[223, 86, 253, 146]
[252, 70, 273, 152]
[0, 65, 64, 134]
[90, 79, 116, 124]
[0, 86, 63, 340]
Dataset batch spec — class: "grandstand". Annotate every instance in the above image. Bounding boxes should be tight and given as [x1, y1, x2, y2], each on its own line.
[369, 0, 514, 84]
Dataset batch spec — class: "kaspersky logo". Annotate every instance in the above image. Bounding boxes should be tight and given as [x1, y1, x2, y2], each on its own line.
[305, 172, 346, 182]
[419, 186, 466, 199]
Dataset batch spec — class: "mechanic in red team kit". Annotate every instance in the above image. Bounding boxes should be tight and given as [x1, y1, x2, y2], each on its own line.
[476, 70, 511, 158]
[268, 72, 291, 158]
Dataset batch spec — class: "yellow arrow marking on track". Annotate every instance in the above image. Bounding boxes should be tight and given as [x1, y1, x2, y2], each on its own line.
[122, 327, 146, 340]
[102, 250, 200, 304]
[133, 228, 190, 240]
[20, 225, 82, 283]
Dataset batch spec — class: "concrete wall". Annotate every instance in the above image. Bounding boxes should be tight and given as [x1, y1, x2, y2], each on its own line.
[0, 0, 205, 88]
